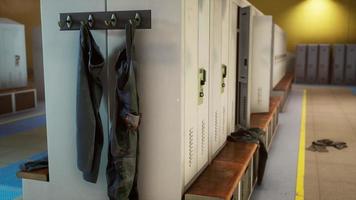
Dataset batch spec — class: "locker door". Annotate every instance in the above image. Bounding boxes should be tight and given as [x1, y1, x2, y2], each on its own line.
[345, 45, 356, 85]
[184, 0, 199, 185]
[221, 0, 230, 145]
[251, 16, 273, 113]
[332, 44, 345, 84]
[209, 0, 223, 158]
[237, 6, 252, 128]
[197, 0, 210, 170]
[295, 45, 307, 83]
[227, 2, 239, 133]
[318, 44, 330, 84]
[306, 44, 318, 83]
[0, 24, 27, 89]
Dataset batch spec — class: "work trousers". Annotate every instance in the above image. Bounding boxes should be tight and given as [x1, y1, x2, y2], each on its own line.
[107, 22, 140, 200]
[76, 24, 104, 183]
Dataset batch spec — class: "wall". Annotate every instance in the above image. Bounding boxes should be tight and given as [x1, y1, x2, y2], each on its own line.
[24, 0, 183, 199]
[249, 0, 356, 52]
[0, 0, 41, 77]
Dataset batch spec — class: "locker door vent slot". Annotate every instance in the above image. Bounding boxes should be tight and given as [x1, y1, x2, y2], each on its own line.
[201, 120, 207, 156]
[188, 128, 194, 167]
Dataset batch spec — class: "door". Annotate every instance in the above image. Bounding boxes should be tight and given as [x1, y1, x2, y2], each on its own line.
[209, 0, 223, 158]
[345, 44, 356, 85]
[332, 44, 345, 84]
[237, 6, 252, 128]
[197, 0, 210, 170]
[183, 0, 199, 186]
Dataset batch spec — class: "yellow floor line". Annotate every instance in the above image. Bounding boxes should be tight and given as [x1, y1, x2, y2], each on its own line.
[296, 90, 307, 200]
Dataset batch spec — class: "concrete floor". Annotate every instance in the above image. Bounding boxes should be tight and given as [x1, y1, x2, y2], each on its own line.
[253, 85, 356, 200]
[252, 86, 303, 200]
[0, 126, 47, 167]
[305, 87, 356, 200]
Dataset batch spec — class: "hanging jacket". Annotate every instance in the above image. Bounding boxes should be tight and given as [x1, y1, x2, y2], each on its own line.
[107, 22, 140, 200]
[76, 24, 105, 183]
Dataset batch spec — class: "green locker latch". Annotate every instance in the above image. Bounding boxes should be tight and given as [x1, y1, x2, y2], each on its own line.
[198, 68, 207, 105]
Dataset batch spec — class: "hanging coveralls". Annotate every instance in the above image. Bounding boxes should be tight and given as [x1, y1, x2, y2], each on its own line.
[76, 24, 105, 183]
[107, 22, 140, 200]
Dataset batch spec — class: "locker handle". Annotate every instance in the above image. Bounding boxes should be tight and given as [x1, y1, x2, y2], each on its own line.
[200, 68, 207, 86]
[222, 65, 227, 78]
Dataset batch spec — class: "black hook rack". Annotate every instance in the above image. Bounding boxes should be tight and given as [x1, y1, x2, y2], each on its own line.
[58, 10, 151, 31]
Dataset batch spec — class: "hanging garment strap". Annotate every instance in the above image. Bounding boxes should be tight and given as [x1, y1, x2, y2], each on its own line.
[125, 21, 136, 62]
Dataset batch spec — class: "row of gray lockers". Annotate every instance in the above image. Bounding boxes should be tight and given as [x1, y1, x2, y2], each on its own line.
[295, 44, 356, 85]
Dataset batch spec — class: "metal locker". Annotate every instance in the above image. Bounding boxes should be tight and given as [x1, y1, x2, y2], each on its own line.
[345, 44, 356, 85]
[209, 0, 224, 158]
[0, 18, 28, 89]
[184, 0, 199, 186]
[251, 15, 273, 113]
[220, 0, 230, 146]
[197, 0, 210, 170]
[237, 6, 252, 128]
[318, 44, 330, 84]
[227, 3, 239, 134]
[332, 44, 346, 84]
[295, 45, 307, 83]
[306, 44, 318, 83]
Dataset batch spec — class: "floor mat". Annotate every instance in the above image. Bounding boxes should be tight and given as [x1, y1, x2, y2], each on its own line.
[0, 115, 46, 137]
[0, 152, 48, 200]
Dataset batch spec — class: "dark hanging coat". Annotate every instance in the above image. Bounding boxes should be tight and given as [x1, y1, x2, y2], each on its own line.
[76, 24, 105, 183]
[107, 22, 140, 200]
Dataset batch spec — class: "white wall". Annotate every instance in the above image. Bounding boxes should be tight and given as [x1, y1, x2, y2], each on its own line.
[32, 26, 45, 101]
[24, 0, 109, 199]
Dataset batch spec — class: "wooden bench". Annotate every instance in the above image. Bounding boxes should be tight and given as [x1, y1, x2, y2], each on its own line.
[250, 96, 282, 150]
[185, 141, 258, 200]
[17, 168, 49, 182]
[272, 73, 294, 112]
[0, 83, 37, 116]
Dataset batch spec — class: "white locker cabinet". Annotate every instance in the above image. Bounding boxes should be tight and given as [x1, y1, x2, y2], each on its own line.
[250, 15, 273, 113]
[345, 44, 356, 85]
[295, 45, 307, 83]
[318, 44, 331, 84]
[209, 0, 231, 158]
[332, 44, 346, 84]
[227, 2, 239, 134]
[272, 25, 288, 87]
[306, 44, 318, 83]
[0, 18, 28, 89]
[237, 6, 257, 128]
[34, 0, 246, 199]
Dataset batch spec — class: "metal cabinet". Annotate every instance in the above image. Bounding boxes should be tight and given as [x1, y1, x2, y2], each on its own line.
[237, 6, 253, 128]
[295, 45, 307, 83]
[332, 44, 346, 84]
[306, 44, 318, 83]
[197, 0, 210, 175]
[250, 16, 273, 113]
[318, 44, 330, 84]
[0, 18, 28, 89]
[345, 44, 356, 85]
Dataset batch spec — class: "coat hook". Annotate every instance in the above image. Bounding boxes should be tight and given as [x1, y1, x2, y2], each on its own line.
[135, 13, 141, 25]
[105, 14, 117, 27]
[88, 14, 95, 28]
[66, 15, 72, 29]
[129, 13, 141, 26]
